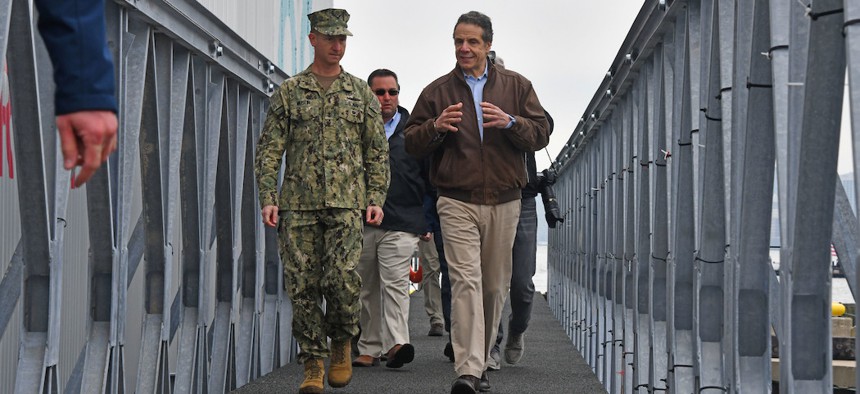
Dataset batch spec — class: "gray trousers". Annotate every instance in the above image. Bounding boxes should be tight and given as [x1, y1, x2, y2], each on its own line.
[496, 196, 538, 344]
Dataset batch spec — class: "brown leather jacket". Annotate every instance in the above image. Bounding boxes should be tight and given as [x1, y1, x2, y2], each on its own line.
[404, 62, 550, 205]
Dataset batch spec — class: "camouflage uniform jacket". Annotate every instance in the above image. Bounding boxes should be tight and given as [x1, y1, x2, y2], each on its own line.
[255, 66, 390, 211]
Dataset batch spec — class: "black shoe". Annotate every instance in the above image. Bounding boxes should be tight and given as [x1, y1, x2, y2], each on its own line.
[444, 341, 455, 362]
[451, 375, 479, 394]
[479, 372, 490, 392]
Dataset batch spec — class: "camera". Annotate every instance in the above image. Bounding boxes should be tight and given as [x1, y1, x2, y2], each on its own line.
[537, 168, 564, 228]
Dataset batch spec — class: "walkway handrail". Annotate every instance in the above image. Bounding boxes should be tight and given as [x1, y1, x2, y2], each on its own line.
[548, 0, 860, 392]
[0, 0, 295, 392]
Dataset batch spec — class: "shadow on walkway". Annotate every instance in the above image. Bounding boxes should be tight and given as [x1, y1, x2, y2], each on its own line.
[233, 290, 604, 393]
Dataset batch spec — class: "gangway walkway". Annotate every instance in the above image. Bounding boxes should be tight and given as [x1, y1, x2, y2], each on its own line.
[7, 0, 860, 392]
[233, 291, 604, 393]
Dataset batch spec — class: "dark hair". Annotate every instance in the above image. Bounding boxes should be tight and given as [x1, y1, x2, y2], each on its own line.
[367, 68, 399, 89]
[455, 11, 493, 43]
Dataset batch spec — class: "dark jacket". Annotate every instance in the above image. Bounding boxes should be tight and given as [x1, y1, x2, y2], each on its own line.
[522, 153, 540, 199]
[404, 61, 550, 205]
[378, 106, 428, 235]
[523, 110, 554, 198]
[35, 0, 117, 114]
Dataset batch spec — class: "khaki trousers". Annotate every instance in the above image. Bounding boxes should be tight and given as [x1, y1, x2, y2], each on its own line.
[356, 226, 418, 357]
[419, 234, 444, 325]
[437, 197, 520, 378]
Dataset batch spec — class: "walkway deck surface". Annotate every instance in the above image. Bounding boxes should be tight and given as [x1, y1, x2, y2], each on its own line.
[233, 290, 605, 393]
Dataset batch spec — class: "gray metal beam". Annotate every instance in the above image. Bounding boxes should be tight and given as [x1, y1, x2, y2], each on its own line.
[669, 9, 696, 394]
[846, 3, 860, 391]
[7, 0, 65, 392]
[0, 242, 23, 338]
[695, 2, 727, 392]
[634, 77, 652, 393]
[611, 111, 626, 394]
[120, 0, 287, 95]
[646, 46, 670, 393]
[784, 0, 845, 392]
[173, 54, 213, 394]
[734, 0, 776, 392]
[135, 30, 168, 394]
[622, 96, 636, 394]
[210, 74, 237, 394]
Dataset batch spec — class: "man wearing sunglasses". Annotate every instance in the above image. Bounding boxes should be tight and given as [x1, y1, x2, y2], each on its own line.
[352, 69, 428, 371]
[404, 11, 550, 394]
[254, 8, 389, 394]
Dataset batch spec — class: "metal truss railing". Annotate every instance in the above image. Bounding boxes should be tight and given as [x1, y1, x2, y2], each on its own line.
[547, 0, 860, 393]
[0, 0, 295, 392]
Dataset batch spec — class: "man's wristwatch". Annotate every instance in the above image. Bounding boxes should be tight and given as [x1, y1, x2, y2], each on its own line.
[433, 117, 446, 134]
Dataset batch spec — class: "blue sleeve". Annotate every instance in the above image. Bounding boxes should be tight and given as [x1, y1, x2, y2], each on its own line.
[34, 0, 117, 114]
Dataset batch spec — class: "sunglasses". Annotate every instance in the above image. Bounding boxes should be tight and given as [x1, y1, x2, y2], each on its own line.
[374, 88, 399, 96]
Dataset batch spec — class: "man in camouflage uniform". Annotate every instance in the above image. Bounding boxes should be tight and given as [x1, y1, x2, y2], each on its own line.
[254, 8, 389, 394]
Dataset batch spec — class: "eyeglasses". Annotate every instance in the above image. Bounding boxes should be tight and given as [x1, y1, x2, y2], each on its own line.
[374, 88, 399, 96]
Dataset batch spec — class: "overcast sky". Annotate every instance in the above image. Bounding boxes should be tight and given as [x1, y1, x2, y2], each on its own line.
[329, 0, 855, 175]
[334, 0, 642, 171]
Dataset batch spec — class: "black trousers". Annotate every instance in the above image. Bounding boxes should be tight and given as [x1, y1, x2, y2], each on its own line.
[433, 225, 452, 332]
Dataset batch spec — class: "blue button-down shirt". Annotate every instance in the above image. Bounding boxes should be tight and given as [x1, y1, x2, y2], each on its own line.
[464, 65, 489, 141]
[464, 64, 515, 141]
[384, 110, 401, 140]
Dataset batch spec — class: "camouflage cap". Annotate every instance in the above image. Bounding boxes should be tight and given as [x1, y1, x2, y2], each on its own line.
[308, 8, 353, 36]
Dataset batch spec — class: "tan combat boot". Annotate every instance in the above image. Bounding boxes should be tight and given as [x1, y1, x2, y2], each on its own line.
[298, 358, 324, 394]
[328, 338, 352, 388]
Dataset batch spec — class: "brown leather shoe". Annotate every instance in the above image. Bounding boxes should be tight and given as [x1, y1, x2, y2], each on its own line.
[351, 354, 380, 367]
[328, 339, 352, 387]
[385, 343, 415, 368]
[298, 358, 324, 394]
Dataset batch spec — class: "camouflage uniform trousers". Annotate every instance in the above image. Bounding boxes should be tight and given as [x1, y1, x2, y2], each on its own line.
[279, 208, 363, 362]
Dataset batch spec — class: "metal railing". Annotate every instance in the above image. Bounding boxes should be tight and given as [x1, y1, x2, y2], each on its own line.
[547, 0, 860, 392]
[0, 0, 295, 392]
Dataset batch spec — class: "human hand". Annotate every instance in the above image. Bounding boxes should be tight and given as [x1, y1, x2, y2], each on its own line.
[480, 102, 512, 129]
[419, 232, 432, 242]
[261, 205, 279, 227]
[57, 110, 118, 188]
[366, 205, 384, 226]
[433, 103, 463, 133]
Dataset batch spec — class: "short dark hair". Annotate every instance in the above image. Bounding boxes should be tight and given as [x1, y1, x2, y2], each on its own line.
[455, 11, 493, 43]
[367, 68, 399, 89]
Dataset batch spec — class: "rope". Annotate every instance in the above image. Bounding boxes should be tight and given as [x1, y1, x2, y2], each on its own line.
[700, 108, 722, 122]
[808, 7, 843, 21]
[695, 255, 724, 264]
[767, 44, 789, 60]
[746, 77, 773, 89]
[845, 19, 860, 30]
